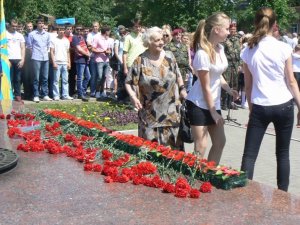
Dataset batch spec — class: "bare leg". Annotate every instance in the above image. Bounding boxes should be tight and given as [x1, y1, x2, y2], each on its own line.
[191, 125, 208, 158]
[207, 123, 226, 164]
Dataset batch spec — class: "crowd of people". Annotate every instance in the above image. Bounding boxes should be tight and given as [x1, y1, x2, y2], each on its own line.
[3, 8, 300, 192]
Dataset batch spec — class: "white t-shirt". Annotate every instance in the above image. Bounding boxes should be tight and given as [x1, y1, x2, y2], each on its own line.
[187, 44, 228, 110]
[86, 32, 100, 59]
[50, 37, 70, 64]
[292, 53, 300, 73]
[6, 31, 25, 60]
[240, 36, 293, 106]
[86, 32, 100, 46]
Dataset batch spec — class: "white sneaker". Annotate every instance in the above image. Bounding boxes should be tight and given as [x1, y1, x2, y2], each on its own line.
[101, 92, 107, 98]
[43, 96, 52, 101]
[33, 97, 40, 103]
[95, 92, 101, 98]
[62, 96, 73, 100]
[53, 96, 60, 101]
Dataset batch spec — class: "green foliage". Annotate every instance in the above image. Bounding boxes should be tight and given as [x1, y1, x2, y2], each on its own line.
[3, 0, 299, 32]
[237, 0, 298, 32]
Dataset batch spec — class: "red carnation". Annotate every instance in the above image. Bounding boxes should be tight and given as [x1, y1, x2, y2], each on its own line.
[102, 149, 113, 160]
[104, 176, 114, 183]
[151, 175, 165, 188]
[189, 189, 201, 198]
[175, 177, 191, 191]
[93, 164, 102, 172]
[17, 143, 25, 151]
[200, 182, 212, 193]
[115, 175, 130, 183]
[121, 168, 134, 179]
[175, 188, 189, 198]
[0, 114, 5, 119]
[132, 176, 143, 185]
[162, 183, 175, 193]
[102, 165, 118, 178]
[84, 163, 93, 171]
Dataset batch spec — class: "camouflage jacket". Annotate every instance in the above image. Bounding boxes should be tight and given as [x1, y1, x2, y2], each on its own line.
[164, 41, 189, 68]
[223, 34, 241, 66]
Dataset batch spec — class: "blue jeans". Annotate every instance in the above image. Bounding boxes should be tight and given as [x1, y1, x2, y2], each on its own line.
[89, 60, 98, 96]
[241, 99, 294, 191]
[32, 60, 49, 97]
[76, 63, 91, 97]
[96, 61, 109, 93]
[9, 59, 22, 97]
[53, 64, 69, 98]
[48, 63, 54, 98]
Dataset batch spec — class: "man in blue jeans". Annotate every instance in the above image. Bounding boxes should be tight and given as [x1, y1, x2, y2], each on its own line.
[71, 25, 91, 101]
[27, 17, 51, 103]
[92, 25, 112, 100]
[6, 19, 25, 102]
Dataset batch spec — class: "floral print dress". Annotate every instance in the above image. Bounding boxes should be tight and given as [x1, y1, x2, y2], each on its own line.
[126, 50, 183, 150]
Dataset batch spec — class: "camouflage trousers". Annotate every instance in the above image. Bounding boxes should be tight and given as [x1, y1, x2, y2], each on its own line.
[223, 64, 239, 90]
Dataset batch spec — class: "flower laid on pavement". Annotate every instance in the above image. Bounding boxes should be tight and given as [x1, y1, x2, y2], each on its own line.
[2, 109, 248, 199]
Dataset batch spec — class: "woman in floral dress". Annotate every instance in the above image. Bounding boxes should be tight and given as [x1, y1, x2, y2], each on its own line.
[125, 27, 187, 150]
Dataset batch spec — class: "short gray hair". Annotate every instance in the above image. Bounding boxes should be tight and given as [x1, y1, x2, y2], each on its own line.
[142, 26, 162, 48]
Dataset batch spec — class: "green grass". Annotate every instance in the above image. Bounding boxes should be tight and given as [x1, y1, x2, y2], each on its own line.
[26, 100, 138, 131]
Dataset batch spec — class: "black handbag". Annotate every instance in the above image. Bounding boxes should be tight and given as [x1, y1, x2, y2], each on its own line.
[179, 101, 194, 143]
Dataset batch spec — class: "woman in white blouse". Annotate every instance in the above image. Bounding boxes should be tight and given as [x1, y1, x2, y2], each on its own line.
[186, 12, 238, 164]
[240, 7, 300, 191]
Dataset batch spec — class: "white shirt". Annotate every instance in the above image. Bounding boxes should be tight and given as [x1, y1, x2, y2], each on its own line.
[187, 44, 228, 110]
[50, 37, 70, 64]
[6, 31, 25, 60]
[240, 36, 293, 106]
[86, 32, 100, 46]
[292, 52, 300, 73]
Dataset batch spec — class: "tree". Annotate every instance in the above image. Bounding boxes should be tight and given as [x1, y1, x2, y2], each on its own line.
[237, 0, 298, 32]
[4, 0, 299, 32]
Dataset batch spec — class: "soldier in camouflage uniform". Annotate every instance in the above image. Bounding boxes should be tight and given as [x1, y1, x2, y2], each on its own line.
[222, 22, 241, 110]
[164, 29, 191, 85]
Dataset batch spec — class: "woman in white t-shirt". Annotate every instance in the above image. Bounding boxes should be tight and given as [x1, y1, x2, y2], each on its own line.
[240, 7, 300, 191]
[292, 44, 300, 89]
[186, 12, 238, 164]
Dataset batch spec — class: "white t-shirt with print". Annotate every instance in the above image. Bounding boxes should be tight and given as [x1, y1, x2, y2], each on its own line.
[187, 44, 228, 110]
[6, 31, 25, 60]
[50, 37, 70, 64]
[240, 36, 293, 106]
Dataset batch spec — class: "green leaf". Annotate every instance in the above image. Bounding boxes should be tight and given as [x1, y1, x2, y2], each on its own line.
[222, 175, 230, 180]
[215, 170, 223, 175]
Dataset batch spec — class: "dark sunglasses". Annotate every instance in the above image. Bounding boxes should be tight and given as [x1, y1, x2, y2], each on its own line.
[163, 34, 169, 37]
[76, 28, 83, 31]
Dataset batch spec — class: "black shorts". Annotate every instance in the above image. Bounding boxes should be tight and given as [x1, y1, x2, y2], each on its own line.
[186, 100, 221, 126]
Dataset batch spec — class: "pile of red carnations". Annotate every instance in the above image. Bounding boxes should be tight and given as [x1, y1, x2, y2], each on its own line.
[1, 110, 215, 199]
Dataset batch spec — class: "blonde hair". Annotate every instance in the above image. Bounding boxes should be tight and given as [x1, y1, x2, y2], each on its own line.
[162, 27, 172, 44]
[248, 7, 276, 49]
[193, 12, 229, 63]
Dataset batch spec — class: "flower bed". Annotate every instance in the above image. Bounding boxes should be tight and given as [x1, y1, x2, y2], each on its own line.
[2, 110, 247, 198]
